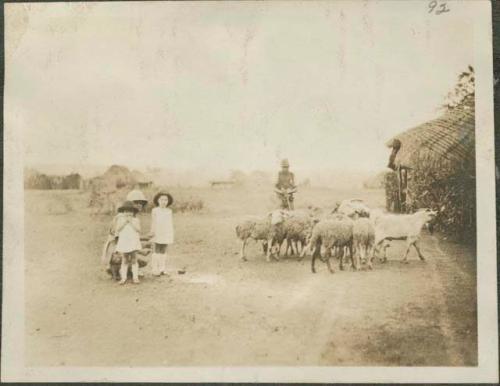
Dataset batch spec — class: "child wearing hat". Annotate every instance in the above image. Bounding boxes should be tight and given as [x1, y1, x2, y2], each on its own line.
[149, 192, 174, 276]
[126, 187, 148, 211]
[115, 201, 143, 284]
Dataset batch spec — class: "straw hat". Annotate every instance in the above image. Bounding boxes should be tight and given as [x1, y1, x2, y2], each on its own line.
[126, 189, 148, 204]
[153, 192, 174, 207]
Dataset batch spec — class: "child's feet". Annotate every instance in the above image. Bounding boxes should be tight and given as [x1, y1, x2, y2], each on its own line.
[132, 279, 140, 284]
[119, 279, 126, 285]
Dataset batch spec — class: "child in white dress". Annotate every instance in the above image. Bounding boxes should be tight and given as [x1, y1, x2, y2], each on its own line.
[149, 192, 174, 276]
[115, 201, 142, 284]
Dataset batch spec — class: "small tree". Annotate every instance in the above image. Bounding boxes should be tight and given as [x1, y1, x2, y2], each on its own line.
[407, 66, 476, 242]
[443, 65, 474, 112]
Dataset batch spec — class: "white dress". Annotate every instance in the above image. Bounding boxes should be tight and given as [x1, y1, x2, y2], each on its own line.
[115, 216, 142, 253]
[151, 207, 174, 244]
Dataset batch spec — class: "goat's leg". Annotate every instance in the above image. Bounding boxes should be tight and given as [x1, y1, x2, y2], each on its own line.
[297, 240, 303, 256]
[325, 249, 335, 274]
[299, 241, 310, 260]
[284, 239, 291, 256]
[266, 238, 273, 262]
[291, 240, 299, 257]
[383, 241, 390, 262]
[374, 239, 387, 263]
[402, 238, 415, 263]
[240, 238, 248, 261]
[367, 245, 374, 270]
[311, 246, 318, 273]
[267, 239, 281, 261]
[262, 241, 268, 255]
[349, 243, 356, 270]
[413, 240, 426, 261]
[356, 244, 364, 270]
[343, 247, 348, 269]
[351, 244, 359, 271]
[276, 240, 282, 260]
[338, 247, 345, 271]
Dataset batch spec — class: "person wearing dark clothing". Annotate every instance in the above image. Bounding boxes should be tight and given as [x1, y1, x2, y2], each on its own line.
[275, 159, 297, 210]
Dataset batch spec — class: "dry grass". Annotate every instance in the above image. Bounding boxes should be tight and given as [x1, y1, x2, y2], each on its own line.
[24, 186, 477, 366]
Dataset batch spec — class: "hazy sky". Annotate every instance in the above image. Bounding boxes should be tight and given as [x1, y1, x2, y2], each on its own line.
[6, 1, 474, 174]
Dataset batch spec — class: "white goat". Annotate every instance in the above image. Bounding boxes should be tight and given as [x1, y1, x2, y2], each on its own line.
[373, 209, 437, 263]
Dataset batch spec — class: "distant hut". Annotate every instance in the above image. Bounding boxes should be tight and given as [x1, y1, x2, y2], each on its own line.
[385, 106, 475, 240]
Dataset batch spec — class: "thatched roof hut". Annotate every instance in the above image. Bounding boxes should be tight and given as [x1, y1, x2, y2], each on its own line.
[384, 106, 475, 241]
[386, 108, 475, 172]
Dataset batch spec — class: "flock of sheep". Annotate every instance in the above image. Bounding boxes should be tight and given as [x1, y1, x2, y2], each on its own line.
[236, 199, 438, 273]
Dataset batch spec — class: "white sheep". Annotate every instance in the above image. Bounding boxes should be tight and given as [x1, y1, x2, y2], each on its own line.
[281, 209, 318, 257]
[353, 217, 375, 270]
[235, 218, 260, 260]
[335, 198, 371, 219]
[235, 209, 288, 262]
[300, 216, 354, 273]
[373, 208, 437, 263]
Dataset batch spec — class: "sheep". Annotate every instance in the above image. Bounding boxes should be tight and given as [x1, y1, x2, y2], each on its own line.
[334, 198, 371, 219]
[281, 210, 318, 257]
[235, 219, 260, 260]
[316, 212, 353, 268]
[235, 209, 288, 262]
[300, 216, 354, 274]
[373, 208, 437, 263]
[264, 209, 289, 260]
[352, 217, 375, 270]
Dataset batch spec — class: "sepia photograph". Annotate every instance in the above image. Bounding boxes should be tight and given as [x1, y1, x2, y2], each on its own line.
[2, 0, 498, 382]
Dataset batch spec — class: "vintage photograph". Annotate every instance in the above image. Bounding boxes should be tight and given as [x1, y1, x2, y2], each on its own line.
[2, 0, 498, 382]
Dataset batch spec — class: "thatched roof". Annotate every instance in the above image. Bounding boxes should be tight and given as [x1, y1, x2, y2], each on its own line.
[386, 107, 475, 169]
[87, 165, 136, 192]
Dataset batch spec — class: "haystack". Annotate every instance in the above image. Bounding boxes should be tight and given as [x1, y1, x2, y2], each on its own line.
[131, 170, 153, 189]
[86, 165, 136, 214]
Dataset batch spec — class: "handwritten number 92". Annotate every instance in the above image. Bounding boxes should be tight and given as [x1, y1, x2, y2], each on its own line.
[428, 1, 450, 15]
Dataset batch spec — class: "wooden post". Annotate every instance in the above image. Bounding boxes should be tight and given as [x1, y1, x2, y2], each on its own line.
[401, 168, 408, 213]
[396, 166, 402, 213]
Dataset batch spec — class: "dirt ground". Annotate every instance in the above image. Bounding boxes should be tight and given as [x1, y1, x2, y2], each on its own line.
[24, 187, 477, 366]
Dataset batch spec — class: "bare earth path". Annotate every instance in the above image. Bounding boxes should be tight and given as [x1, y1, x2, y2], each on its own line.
[24, 189, 477, 366]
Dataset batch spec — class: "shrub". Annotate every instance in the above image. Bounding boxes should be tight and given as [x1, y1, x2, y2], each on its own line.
[171, 197, 204, 213]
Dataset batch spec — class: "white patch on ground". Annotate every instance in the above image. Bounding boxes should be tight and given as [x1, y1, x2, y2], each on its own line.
[184, 274, 221, 285]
